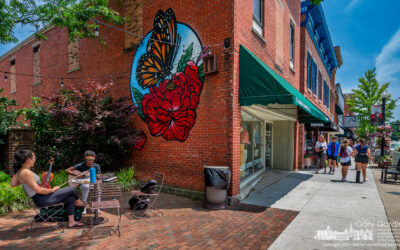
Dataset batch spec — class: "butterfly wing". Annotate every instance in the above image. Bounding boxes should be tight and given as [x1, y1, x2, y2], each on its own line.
[136, 8, 180, 88]
[136, 53, 163, 88]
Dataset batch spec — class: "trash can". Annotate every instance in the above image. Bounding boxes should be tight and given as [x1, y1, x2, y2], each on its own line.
[203, 166, 231, 209]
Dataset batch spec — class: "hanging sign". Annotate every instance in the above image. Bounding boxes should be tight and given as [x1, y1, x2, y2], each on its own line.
[370, 105, 383, 126]
[343, 116, 359, 128]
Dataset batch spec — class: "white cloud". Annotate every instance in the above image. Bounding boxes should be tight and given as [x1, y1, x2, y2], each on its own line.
[375, 28, 400, 121]
[344, 0, 362, 12]
[376, 28, 400, 82]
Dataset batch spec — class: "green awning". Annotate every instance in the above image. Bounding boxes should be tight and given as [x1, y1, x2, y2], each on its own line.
[239, 45, 329, 123]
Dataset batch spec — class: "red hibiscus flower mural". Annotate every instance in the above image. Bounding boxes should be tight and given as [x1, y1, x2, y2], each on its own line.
[141, 61, 203, 141]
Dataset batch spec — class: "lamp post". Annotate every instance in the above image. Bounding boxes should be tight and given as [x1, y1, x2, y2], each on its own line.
[381, 90, 388, 158]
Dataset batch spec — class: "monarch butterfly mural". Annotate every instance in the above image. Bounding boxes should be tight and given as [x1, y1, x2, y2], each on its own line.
[130, 8, 207, 143]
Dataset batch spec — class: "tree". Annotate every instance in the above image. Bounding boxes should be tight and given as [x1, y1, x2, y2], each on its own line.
[0, 88, 20, 144]
[0, 0, 125, 44]
[22, 80, 145, 171]
[391, 120, 400, 141]
[346, 68, 397, 139]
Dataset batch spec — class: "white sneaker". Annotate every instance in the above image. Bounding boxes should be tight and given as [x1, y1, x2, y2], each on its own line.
[82, 207, 87, 214]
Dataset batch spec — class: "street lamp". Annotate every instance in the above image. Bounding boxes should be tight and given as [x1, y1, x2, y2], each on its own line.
[381, 89, 388, 158]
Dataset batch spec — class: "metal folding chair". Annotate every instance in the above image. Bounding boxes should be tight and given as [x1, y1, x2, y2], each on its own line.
[130, 172, 164, 218]
[82, 182, 123, 239]
[26, 197, 65, 236]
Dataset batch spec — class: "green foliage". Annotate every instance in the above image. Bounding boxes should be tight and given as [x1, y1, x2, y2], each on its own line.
[177, 43, 193, 72]
[391, 121, 400, 141]
[0, 0, 125, 44]
[22, 81, 139, 171]
[346, 69, 397, 139]
[50, 170, 69, 188]
[310, 0, 324, 5]
[0, 171, 10, 182]
[0, 88, 20, 144]
[0, 180, 29, 216]
[115, 167, 136, 191]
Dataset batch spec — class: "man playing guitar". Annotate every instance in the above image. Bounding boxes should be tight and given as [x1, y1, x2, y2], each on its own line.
[66, 150, 101, 204]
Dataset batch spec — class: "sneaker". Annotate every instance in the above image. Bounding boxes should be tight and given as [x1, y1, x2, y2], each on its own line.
[82, 207, 87, 214]
[343, 178, 347, 182]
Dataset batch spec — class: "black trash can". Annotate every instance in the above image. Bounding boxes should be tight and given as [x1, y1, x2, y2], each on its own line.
[203, 166, 231, 209]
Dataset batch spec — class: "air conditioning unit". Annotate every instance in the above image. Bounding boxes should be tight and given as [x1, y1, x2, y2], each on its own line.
[203, 54, 218, 74]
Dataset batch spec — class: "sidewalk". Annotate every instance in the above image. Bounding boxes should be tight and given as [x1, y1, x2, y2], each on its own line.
[243, 163, 398, 249]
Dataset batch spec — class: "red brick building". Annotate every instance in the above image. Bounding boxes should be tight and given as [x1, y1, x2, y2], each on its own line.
[299, 1, 342, 159]
[0, 0, 341, 202]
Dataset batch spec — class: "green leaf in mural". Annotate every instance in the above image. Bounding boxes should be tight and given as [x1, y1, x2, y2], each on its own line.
[131, 87, 147, 120]
[198, 63, 205, 83]
[177, 43, 193, 72]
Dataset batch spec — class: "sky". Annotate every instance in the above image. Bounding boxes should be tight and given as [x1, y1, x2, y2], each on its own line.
[322, 0, 400, 121]
[1, 0, 400, 121]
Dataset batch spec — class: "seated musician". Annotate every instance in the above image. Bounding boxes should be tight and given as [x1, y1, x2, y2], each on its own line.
[66, 150, 101, 203]
[10, 150, 85, 228]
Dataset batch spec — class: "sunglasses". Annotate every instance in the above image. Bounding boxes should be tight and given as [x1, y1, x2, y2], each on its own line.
[86, 158, 95, 162]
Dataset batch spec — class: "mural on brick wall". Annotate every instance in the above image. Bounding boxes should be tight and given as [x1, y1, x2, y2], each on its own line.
[130, 8, 207, 143]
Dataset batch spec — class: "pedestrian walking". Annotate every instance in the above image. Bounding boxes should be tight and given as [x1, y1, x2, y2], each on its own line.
[339, 139, 353, 182]
[327, 136, 340, 174]
[315, 135, 327, 174]
[352, 138, 373, 183]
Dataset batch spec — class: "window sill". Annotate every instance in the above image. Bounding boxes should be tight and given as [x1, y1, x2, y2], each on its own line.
[289, 61, 295, 73]
[251, 27, 266, 44]
[67, 66, 81, 74]
[307, 89, 312, 94]
[33, 81, 42, 86]
[10, 91, 16, 94]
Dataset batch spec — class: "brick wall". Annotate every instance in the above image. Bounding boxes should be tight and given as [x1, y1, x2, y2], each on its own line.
[2, 128, 35, 176]
[0, 0, 305, 198]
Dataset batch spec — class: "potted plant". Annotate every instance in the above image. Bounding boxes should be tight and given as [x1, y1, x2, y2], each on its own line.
[304, 153, 312, 168]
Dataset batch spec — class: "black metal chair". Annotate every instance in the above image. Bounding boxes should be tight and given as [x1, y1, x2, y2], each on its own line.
[25, 196, 65, 236]
[82, 182, 123, 239]
[130, 172, 164, 218]
[382, 159, 400, 183]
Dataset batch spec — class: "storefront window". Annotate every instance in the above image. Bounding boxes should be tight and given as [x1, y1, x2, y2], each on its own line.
[265, 123, 272, 169]
[240, 110, 264, 181]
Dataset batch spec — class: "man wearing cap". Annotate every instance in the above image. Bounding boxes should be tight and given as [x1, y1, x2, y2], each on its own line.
[327, 137, 340, 174]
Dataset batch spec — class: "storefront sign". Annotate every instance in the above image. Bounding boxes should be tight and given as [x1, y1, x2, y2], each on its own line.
[370, 105, 383, 126]
[310, 123, 324, 127]
[344, 116, 359, 128]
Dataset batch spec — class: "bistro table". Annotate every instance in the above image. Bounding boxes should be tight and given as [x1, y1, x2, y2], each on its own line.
[72, 173, 117, 225]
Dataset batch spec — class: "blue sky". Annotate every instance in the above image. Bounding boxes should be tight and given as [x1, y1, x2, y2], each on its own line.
[323, 0, 400, 121]
[1, 0, 400, 121]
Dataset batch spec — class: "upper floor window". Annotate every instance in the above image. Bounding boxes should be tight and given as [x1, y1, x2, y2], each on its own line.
[253, 0, 263, 27]
[290, 21, 295, 66]
[307, 52, 312, 89]
[312, 60, 317, 95]
[33, 45, 40, 53]
[323, 80, 329, 108]
[318, 72, 322, 100]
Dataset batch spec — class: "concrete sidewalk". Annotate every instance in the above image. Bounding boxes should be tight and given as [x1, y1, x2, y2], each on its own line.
[243, 164, 397, 249]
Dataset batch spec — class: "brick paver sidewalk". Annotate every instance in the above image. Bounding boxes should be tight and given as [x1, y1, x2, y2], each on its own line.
[0, 193, 298, 249]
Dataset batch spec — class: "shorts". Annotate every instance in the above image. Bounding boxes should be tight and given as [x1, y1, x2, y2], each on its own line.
[327, 154, 336, 160]
[341, 161, 351, 166]
[355, 155, 369, 164]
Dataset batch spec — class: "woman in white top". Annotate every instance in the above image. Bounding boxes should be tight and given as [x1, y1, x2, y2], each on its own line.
[314, 135, 327, 174]
[339, 139, 353, 182]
